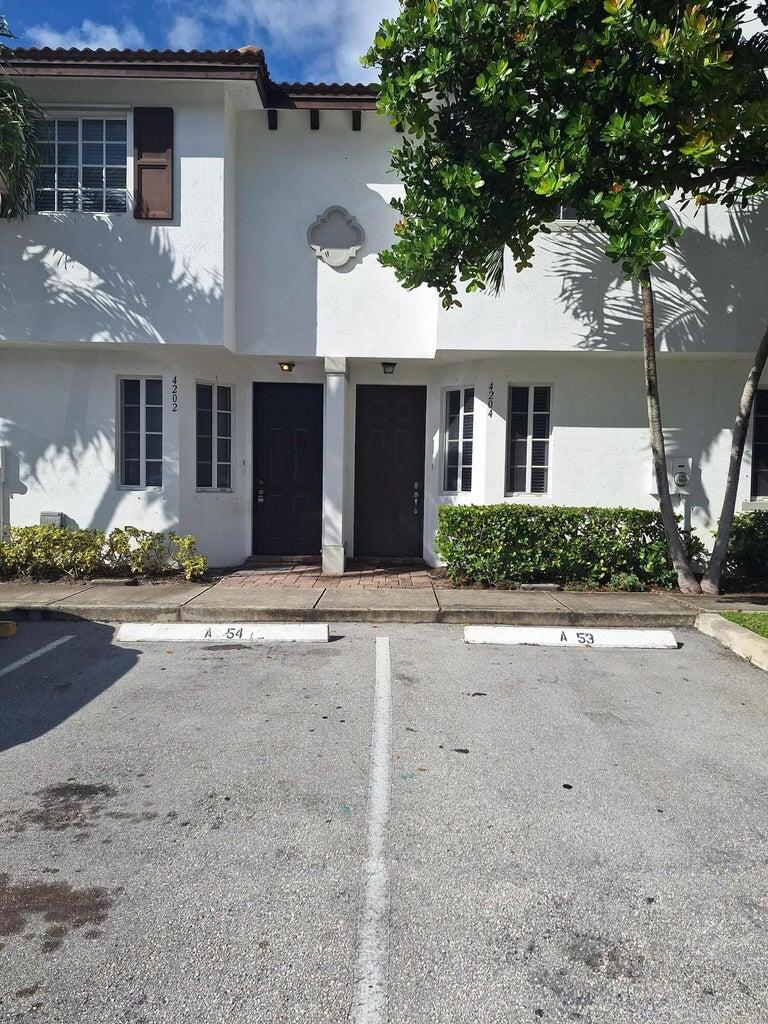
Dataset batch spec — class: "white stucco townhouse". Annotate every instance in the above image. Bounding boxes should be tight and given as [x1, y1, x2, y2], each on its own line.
[0, 45, 767, 572]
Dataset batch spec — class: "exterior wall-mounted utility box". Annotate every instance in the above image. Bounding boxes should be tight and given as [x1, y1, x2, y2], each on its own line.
[39, 512, 64, 527]
[650, 457, 692, 496]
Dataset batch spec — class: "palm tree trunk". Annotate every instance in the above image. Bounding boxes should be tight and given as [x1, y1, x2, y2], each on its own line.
[641, 272, 701, 594]
[701, 321, 768, 595]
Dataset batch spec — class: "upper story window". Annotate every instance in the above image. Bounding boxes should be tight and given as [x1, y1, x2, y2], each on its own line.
[34, 117, 128, 214]
[506, 385, 552, 494]
[752, 390, 768, 498]
[555, 205, 580, 222]
[443, 387, 474, 493]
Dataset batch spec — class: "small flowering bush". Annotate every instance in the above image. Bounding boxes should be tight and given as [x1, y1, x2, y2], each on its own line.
[0, 526, 208, 581]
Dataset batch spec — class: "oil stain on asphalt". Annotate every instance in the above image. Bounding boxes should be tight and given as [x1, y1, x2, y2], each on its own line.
[2, 781, 158, 836]
[0, 871, 115, 953]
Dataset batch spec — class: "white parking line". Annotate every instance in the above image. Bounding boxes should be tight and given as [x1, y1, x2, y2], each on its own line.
[0, 635, 75, 678]
[350, 635, 392, 1024]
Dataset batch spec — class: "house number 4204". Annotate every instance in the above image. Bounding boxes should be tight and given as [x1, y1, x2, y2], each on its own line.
[172, 376, 178, 413]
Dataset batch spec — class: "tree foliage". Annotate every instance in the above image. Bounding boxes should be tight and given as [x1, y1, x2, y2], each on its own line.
[0, 42, 42, 219]
[364, 0, 768, 305]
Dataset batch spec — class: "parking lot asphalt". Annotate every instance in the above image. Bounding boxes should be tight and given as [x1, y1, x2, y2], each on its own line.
[0, 621, 766, 1023]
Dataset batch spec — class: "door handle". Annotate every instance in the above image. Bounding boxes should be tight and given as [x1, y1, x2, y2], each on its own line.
[413, 480, 419, 515]
[257, 480, 265, 504]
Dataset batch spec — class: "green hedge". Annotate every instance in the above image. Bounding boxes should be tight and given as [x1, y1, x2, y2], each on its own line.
[436, 505, 682, 588]
[727, 510, 768, 586]
[0, 525, 208, 582]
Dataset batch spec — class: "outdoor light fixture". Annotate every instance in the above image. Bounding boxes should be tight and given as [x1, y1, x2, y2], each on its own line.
[278, 361, 295, 373]
[381, 361, 397, 375]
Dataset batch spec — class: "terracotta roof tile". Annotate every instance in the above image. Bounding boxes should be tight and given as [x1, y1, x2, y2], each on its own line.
[6, 45, 266, 66]
[275, 81, 379, 95]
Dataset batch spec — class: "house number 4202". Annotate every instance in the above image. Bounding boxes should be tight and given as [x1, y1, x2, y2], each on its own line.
[172, 376, 178, 413]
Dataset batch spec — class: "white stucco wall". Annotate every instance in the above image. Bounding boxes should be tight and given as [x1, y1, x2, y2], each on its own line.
[235, 108, 768, 360]
[0, 79, 228, 348]
[235, 109, 438, 359]
[1, 346, 758, 567]
[435, 203, 768, 356]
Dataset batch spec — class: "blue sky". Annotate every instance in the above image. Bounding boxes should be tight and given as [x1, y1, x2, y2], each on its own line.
[4, 1, 399, 83]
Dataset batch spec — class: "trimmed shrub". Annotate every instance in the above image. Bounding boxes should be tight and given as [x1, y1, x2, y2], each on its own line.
[436, 505, 681, 588]
[0, 526, 208, 582]
[726, 511, 768, 586]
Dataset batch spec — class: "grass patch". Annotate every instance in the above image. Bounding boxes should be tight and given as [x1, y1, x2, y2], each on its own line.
[722, 611, 768, 639]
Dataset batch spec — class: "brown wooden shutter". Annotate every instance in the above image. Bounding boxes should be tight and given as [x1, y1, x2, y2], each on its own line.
[133, 108, 174, 220]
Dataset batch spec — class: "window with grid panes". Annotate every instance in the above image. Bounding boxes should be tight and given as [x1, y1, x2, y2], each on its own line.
[752, 390, 768, 497]
[556, 205, 579, 221]
[196, 384, 233, 490]
[119, 378, 163, 488]
[506, 385, 551, 494]
[443, 387, 474, 492]
[34, 117, 128, 213]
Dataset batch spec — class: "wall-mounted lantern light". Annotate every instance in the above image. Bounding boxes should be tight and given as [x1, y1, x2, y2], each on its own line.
[381, 361, 397, 375]
[278, 361, 295, 373]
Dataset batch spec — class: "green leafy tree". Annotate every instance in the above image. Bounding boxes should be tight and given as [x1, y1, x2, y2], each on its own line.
[365, 0, 768, 594]
[0, 15, 41, 219]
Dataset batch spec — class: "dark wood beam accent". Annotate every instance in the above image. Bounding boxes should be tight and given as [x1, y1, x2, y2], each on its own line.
[352, 110, 362, 132]
[310, 108, 320, 130]
[267, 109, 278, 131]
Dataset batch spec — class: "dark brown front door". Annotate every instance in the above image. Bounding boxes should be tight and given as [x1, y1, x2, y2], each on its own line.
[253, 383, 323, 556]
[354, 385, 426, 557]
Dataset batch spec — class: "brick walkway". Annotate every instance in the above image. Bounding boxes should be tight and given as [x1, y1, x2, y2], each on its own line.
[217, 563, 436, 589]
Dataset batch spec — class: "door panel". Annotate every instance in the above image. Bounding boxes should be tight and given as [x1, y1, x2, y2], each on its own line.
[253, 383, 323, 556]
[354, 385, 426, 558]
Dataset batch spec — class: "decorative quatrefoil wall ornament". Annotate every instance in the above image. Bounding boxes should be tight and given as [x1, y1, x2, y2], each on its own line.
[307, 206, 365, 268]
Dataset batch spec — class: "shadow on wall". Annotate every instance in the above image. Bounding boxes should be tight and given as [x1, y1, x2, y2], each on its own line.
[0, 215, 222, 345]
[0, 218, 222, 532]
[546, 203, 768, 529]
[0, 623, 140, 752]
[548, 202, 768, 355]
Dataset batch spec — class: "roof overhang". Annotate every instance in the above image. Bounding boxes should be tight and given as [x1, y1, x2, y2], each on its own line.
[3, 46, 380, 111]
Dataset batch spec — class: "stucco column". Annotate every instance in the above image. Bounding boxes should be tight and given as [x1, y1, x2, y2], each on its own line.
[322, 357, 348, 575]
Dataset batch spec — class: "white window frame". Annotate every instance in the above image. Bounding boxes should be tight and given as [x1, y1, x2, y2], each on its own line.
[195, 381, 234, 493]
[34, 108, 132, 216]
[116, 376, 164, 491]
[441, 386, 475, 495]
[505, 382, 553, 497]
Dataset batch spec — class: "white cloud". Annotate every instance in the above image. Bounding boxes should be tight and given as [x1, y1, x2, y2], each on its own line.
[167, 0, 399, 82]
[26, 18, 147, 50]
[167, 15, 205, 51]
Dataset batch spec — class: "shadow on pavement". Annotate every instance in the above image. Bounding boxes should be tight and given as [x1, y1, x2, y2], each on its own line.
[0, 623, 140, 753]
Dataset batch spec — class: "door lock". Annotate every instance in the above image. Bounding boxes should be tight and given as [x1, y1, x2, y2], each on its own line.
[257, 480, 265, 504]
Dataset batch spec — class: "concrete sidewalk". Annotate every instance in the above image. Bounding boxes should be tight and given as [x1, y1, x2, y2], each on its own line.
[2, 579, 767, 625]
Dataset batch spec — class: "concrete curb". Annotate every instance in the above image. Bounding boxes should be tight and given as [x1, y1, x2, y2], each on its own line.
[0, 603, 697, 628]
[435, 609, 696, 628]
[695, 613, 768, 672]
